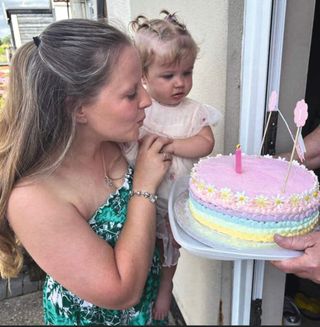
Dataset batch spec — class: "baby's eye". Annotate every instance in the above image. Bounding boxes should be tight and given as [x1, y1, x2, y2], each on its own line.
[161, 74, 173, 80]
[183, 71, 193, 76]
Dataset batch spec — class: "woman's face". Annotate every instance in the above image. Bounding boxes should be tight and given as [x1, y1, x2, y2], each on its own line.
[80, 46, 151, 142]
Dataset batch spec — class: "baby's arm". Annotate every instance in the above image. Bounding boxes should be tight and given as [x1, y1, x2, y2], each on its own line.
[162, 126, 214, 159]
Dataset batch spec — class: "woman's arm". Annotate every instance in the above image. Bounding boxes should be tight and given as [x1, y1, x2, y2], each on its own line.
[7, 135, 172, 310]
[301, 126, 320, 170]
[162, 126, 215, 159]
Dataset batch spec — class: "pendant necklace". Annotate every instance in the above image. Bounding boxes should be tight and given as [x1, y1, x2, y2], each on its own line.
[101, 147, 125, 189]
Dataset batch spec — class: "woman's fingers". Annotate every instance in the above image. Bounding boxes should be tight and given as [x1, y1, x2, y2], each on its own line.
[133, 135, 173, 191]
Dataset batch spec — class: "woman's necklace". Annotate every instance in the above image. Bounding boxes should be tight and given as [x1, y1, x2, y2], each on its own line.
[101, 147, 125, 189]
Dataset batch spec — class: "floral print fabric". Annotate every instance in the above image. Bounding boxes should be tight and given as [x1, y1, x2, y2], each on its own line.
[43, 167, 162, 325]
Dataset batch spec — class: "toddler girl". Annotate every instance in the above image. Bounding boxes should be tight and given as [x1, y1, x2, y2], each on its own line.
[123, 10, 222, 320]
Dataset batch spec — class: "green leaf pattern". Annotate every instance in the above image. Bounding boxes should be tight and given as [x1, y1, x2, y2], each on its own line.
[43, 167, 164, 325]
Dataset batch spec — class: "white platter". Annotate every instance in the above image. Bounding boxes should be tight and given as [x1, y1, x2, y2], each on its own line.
[168, 176, 302, 261]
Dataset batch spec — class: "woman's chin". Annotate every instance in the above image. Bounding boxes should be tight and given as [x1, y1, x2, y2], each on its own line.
[125, 132, 139, 142]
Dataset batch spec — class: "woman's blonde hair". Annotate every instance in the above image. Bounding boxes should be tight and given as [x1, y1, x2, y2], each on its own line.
[130, 10, 199, 74]
[0, 18, 131, 279]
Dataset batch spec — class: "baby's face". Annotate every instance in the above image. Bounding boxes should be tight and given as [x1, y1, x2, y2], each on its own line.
[143, 56, 194, 106]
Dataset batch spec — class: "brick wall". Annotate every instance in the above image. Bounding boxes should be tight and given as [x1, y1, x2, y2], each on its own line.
[0, 265, 44, 300]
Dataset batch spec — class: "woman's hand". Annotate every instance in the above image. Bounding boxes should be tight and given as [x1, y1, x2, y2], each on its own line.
[133, 134, 173, 192]
[271, 232, 320, 284]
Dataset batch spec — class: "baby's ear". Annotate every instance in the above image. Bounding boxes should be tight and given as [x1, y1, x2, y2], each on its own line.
[142, 75, 148, 86]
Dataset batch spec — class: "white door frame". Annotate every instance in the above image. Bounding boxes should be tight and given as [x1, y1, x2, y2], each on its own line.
[239, 0, 287, 325]
[240, 0, 287, 155]
[239, 0, 272, 155]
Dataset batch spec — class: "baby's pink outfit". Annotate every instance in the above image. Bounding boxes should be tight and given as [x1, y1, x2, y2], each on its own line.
[122, 98, 221, 266]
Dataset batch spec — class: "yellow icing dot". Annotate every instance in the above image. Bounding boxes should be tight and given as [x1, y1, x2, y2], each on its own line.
[198, 183, 205, 190]
[255, 196, 268, 208]
[274, 198, 283, 206]
[207, 186, 215, 193]
[237, 194, 248, 205]
[290, 195, 300, 206]
[304, 195, 311, 202]
[220, 189, 232, 200]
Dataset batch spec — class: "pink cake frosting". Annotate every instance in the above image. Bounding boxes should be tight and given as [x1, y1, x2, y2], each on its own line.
[188, 154, 320, 242]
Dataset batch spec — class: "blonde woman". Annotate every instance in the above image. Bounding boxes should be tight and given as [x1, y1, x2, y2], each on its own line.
[0, 19, 173, 325]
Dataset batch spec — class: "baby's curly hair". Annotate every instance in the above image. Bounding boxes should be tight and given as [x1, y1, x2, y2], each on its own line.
[130, 10, 199, 74]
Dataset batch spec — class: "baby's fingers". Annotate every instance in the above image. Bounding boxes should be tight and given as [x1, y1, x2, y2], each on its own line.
[140, 134, 173, 154]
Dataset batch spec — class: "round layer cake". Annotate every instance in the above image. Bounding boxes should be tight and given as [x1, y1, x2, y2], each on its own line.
[188, 154, 320, 243]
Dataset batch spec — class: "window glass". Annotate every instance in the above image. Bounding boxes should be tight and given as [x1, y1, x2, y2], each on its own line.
[0, 0, 103, 107]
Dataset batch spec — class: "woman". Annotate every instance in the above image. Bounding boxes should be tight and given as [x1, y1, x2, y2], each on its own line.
[0, 18, 172, 325]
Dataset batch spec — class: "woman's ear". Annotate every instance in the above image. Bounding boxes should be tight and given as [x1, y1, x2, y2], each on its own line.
[75, 106, 88, 124]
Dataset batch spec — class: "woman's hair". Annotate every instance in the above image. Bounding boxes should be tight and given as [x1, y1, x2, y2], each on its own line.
[0, 18, 131, 279]
[130, 10, 199, 74]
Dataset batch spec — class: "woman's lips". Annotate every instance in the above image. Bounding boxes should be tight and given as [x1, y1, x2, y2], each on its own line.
[137, 116, 145, 126]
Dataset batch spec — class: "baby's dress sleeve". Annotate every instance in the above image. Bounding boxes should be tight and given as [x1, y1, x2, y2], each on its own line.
[119, 129, 148, 167]
[190, 103, 223, 136]
[119, 141, 139, 167]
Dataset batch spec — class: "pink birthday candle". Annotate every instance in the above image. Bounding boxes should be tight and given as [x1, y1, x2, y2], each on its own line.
[235, 144, 242, 174]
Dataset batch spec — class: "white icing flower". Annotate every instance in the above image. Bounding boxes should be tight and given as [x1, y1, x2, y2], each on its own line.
[290, 195, 300, 206]
[206, 186, 216, 194]
[235, 192, 249, 205]
[220, 188, 232, 201]
[254, 195, 269, 208]
[197, 182, 206, 190]
[273, 195, 285, 207]
[304, 194, 311, 203]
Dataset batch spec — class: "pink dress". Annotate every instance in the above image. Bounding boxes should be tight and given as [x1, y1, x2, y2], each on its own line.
[122, 97, 221, 266]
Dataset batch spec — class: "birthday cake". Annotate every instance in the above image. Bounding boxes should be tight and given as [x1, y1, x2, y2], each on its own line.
[188, 154, 320, 243]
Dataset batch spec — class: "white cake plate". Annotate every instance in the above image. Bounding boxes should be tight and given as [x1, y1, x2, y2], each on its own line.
[168, 176, 302, 261]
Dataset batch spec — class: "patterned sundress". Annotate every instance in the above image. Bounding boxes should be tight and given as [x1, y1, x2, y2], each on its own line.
[43, 167, 164, 325]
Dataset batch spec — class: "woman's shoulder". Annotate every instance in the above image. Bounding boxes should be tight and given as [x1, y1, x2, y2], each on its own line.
[7, 175, 73, 226]
[10, 175, 58, 202]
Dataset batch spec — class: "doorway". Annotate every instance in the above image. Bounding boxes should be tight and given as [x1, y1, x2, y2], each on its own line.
[284, 0, 320, 323]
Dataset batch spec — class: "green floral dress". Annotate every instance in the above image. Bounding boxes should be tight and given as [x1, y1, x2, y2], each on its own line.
[43, 167, 163, 325]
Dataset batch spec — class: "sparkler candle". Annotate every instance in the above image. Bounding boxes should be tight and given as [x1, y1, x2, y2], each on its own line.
[235, 144, 242, 174]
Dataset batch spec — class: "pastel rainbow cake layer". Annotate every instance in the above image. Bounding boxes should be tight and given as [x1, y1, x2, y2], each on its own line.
[188, 154, 319, 243]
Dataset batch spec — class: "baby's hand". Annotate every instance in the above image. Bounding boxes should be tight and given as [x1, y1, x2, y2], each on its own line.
[134, 135, 173, 193]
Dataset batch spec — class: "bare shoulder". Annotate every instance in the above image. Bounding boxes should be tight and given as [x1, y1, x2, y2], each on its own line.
[9, 177, 63, 210]
[7, 176, 78, 231]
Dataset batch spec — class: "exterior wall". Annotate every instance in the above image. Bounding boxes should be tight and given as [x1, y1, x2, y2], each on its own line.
[275, 0, 315, 153]
[224, 1, 243, 154]
[106, 0, 243, 324]
[53, 2, 70, 20]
